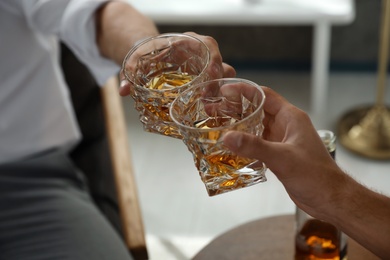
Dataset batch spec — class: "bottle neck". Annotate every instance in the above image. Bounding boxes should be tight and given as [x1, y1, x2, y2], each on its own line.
[317, 129, 336, 159]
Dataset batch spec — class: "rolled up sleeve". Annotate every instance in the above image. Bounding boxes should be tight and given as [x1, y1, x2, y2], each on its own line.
[60, 0, 120, 85]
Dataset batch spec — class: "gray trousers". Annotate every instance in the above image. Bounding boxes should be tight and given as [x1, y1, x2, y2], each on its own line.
[0, 150, 133, 260]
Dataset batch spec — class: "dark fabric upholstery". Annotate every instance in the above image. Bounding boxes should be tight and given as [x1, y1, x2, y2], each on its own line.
[60, 43, 123, 237]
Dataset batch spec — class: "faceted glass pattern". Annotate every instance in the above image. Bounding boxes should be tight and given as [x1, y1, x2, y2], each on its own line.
[122, 33, 210, 138]
[170, 79, 267, 196]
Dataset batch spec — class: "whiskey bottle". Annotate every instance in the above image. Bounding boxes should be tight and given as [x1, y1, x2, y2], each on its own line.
[294, 130, 348, 260]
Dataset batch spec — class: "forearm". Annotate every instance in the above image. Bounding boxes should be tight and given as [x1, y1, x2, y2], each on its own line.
[95, 1, 159, 65]
[328, 174, 390, 258]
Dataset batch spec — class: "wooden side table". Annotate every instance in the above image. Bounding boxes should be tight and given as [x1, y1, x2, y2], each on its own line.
[193, 215, 379, 260]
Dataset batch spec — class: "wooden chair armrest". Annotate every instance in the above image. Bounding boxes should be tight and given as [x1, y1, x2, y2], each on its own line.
[101, 76, 148, 260]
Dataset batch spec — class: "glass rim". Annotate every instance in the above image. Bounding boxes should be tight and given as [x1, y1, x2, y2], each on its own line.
[170, 78, 266, 132]
[121, 33, 211, 93]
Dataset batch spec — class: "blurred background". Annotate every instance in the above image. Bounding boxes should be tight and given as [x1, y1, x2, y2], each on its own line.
[158, 0, 379, 76]
[122, 0, 390, 259]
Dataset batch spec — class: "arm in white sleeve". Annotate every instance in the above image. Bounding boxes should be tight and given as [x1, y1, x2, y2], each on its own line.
[7, 0, 158, 85]
[59, 0, 119, 85]
[63, 0, 159, 84]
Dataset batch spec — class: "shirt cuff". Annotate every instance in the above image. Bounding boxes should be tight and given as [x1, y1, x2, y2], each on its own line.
[60, 0, 120, 86]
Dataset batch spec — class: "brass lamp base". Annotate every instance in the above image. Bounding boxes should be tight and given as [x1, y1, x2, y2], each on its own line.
[338, 105, 390, 160]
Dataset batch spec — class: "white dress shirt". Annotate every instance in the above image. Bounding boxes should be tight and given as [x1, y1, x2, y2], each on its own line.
[0, 0, 120, 163]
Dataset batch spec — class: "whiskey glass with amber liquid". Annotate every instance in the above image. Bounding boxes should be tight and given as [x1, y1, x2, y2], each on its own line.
[295, 130, 348, 260]
[170, 78, 267, 196]
[122, 33, 210, 139]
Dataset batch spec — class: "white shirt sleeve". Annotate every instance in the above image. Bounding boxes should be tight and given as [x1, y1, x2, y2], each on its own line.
[60, 0, 120, 85]
[10, 0, 121, 85]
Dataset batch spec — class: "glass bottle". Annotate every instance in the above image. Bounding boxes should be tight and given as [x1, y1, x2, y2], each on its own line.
[294, 130, 348, 260]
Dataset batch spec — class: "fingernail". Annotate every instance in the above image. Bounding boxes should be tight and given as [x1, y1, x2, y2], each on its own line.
[212, 64, 222, 78]
[234, 133, 243, 148]
[120, 79, 128, 88]
[224, 132, 242, 150]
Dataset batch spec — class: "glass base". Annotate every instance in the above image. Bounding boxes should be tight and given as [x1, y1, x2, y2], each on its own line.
[142, 123, 182, 139]
[202, 164, 267, 196]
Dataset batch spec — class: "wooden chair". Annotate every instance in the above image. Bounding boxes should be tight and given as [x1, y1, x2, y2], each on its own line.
[101, 76, 148, 259]
[61, 44, 148, 259]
